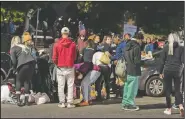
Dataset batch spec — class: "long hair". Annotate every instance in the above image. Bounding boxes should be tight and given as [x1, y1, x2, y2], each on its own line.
[10, 36, 21, 48]
[168, 32, 181, 55]
[87, 40, 95, 49]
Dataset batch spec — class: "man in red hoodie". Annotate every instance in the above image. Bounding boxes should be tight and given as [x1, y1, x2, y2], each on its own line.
[52, 27, 76, 108]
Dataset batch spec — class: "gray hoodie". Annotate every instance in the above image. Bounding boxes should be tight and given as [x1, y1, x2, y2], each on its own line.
[10, 44, 36, 70]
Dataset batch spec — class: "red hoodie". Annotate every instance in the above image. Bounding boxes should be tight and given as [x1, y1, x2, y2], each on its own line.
[52, 37, 76, 67]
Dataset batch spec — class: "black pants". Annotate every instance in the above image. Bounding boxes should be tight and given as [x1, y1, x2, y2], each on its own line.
[164, 70, 182, 108]
[175, 71, 184, 105]
[95, 65, 111, 99]
[16, 62, 35, 94]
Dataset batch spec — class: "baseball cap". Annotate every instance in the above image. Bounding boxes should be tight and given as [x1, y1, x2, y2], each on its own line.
[61, 27, 70, 34]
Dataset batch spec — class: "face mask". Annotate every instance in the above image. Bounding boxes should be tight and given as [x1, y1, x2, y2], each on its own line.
[81, 37, 85, 40]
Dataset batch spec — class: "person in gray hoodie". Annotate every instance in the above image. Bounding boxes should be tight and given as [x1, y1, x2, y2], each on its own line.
[10, 32, 36, 107]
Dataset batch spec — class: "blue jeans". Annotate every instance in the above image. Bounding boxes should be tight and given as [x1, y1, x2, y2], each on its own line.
[81, 70, 101, 101]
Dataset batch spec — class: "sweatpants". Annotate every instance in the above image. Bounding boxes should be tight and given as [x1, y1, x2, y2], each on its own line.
[163, 70, 182, 108]
[122, 75, 139, 106]
[81, 70, 101, 101]
[57, 67, 74, 104]
[16, 62, 35, 95]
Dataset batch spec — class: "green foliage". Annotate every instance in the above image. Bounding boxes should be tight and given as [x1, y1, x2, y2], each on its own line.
[1, 8, 25, 23]
[77, 1, 93, 13]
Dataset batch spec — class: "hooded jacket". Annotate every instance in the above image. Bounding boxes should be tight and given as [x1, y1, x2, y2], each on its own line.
[112, 41, 126, 60]
[159, 42, 184, 74]
[10, 44, 36, 70]
[124, 40, 141, 76]
[52, 37, 76, 67]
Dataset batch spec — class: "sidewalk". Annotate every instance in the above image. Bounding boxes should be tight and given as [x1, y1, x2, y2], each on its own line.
[1, 96, 182, 118]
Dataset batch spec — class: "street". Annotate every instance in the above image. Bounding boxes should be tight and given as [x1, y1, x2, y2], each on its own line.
[1, 96, 183, 118]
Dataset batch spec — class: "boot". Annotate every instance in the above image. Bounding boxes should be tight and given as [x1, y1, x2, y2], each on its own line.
[25, 96, 30, 106]
[16, 94, 23, 107]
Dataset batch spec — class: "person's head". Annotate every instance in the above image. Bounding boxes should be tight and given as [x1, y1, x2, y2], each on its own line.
[124, 33, 131, 41]
[105, 35, 112, 45]
[87, 40, 95, 48]
[61, 27, 70, 38]
[11, 36, 21, 48]
[22, 32, 33, 46]
[93, 35, 100, 43]
[146, 37, 152, 44]
[113, 37, 120, 45]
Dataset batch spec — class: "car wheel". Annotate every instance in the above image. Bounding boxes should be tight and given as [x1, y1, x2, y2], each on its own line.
[146, 76, 164, 97]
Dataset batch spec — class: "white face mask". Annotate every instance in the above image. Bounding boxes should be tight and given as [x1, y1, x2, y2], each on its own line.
[81, 37, 85, 40]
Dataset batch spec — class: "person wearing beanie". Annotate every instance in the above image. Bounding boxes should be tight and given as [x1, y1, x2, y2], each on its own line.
[159, 33, 184, 116]
[52, 27, 76, 108]
[10, 32, 36, 107]
[77, 34, 88, 63]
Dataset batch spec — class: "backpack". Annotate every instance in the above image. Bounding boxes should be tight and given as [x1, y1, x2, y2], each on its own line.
[115, 56, 126, 78]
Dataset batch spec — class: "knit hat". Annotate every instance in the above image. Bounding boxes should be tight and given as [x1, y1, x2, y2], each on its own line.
[22, 32, 32, 43]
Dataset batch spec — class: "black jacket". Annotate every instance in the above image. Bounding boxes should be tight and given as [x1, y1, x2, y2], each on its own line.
[124, 40, 141, 76]
[10, 45, 36, 70]
[159, 42, 184, 74]
[82, 47, 95, 62]
[102, 43, 112, 53]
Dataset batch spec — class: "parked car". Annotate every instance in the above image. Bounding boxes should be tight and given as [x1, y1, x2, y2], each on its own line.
[138, 58, 163, 97]
[138, 49, 176, 97]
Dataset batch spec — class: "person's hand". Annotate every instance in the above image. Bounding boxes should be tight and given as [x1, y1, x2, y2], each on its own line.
[159, 74, 164, 79]
[114, 60, 118, 65]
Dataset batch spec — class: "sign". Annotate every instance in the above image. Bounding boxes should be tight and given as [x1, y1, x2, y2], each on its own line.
[123, 24, 137, 37]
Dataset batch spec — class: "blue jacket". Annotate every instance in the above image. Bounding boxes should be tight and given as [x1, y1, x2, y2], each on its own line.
[144, 43, 154, 53]
[111, 41, 126, 60]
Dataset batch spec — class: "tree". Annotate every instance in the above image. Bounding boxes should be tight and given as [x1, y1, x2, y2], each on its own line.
[1, 8, 25, 23]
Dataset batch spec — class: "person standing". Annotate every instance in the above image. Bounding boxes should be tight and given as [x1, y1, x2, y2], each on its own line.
[77, 34, 88, 63]
[10, 32, 36, 107]
[159, 33, 184, 116]
[122, 33, 141, 111]
[52, 27, 76, 108]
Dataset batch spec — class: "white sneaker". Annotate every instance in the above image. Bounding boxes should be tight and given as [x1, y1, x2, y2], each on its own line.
[67, 103, 75, 108]
[164, 108, 171, 115]
[58, 103, 66, 108]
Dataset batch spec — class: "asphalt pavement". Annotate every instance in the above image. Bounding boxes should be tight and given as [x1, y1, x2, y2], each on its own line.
[1, 96, 184, 118]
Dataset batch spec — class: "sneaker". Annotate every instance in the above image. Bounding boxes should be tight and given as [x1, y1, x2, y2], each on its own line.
[58, 103, 66, 108]
[79, 101, 89, 106]
[123, 105, 139, 111]
[172, 104, 179, 110]
[179, 106, 184, 117]
[67, 103, 76, 108]
[121, 105, 128, 110]
[164, 108, 171, 115]
[89, 100, 92, 105]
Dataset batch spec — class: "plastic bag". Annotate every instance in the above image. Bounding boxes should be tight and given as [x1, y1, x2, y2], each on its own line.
[35, 93, 50, 105]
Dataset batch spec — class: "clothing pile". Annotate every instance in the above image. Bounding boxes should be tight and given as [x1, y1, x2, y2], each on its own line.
[1, 84, 18, 105]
